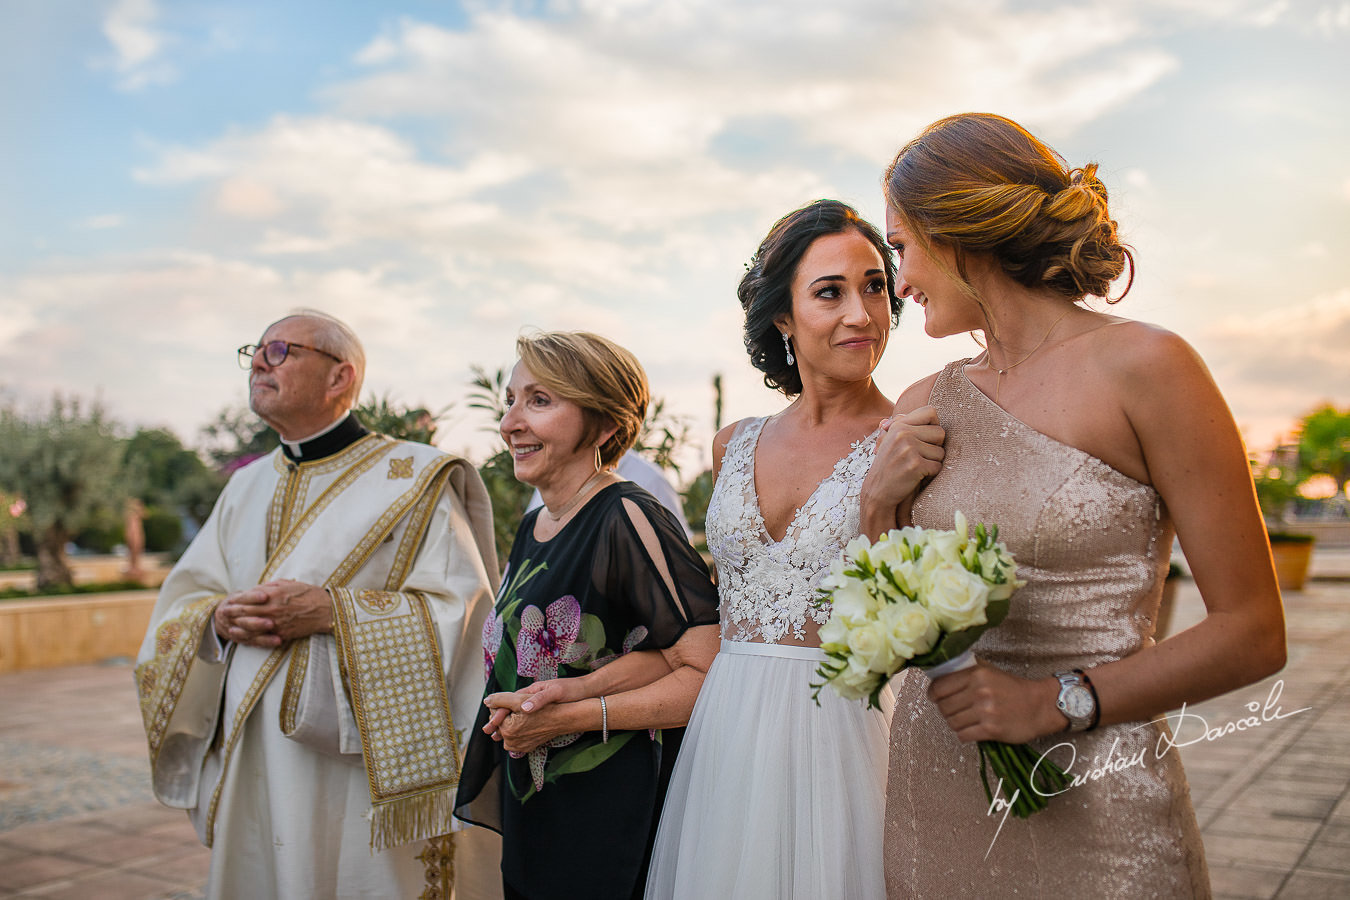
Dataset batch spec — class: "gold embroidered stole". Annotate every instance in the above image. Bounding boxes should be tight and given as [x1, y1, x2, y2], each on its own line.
[302, 461, 463, 851]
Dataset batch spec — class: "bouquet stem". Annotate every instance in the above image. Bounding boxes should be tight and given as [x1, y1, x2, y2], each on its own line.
[977, 740, 1070, 818]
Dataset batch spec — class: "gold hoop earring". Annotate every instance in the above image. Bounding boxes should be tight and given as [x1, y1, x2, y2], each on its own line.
[594, 445, 603, 473]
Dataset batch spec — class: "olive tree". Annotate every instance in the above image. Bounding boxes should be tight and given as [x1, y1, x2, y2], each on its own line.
[0, 396, 127, 590]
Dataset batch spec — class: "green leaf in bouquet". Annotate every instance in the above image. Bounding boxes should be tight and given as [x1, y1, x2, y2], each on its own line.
[908, 626, 985, 670]
[984, 594, 1011, 629]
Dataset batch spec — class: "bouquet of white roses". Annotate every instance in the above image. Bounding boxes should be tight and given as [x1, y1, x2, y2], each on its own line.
[811, 512, 1069, 818]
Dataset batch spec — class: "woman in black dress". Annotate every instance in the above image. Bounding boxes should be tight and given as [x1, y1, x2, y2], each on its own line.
[454, 331, 720, 900]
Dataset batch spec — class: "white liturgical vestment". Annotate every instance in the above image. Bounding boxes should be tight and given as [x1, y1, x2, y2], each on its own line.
[135, 433, 499, 899]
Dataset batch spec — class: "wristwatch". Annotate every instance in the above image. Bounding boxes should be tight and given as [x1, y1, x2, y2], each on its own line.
[1054, 669, 1099, 732]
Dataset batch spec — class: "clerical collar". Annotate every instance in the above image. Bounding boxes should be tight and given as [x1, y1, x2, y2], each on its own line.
[281, 413, 370, 462]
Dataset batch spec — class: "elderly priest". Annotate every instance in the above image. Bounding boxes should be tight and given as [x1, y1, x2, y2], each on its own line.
[135, 310, 500, 898]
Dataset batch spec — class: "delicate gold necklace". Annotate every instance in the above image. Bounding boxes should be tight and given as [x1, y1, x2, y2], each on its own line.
[544, 470, 612, 522]
[991, 308, 1072, 401]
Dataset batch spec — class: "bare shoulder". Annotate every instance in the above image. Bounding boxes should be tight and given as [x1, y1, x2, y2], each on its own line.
[1090, 319, 1214, 392]
[893, 371, 943, 415]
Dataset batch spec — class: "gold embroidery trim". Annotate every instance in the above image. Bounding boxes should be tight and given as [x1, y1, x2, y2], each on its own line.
[134, 594, 223, 770]
[278, 636, 311, 736]
[417, 835, 456, 900]
[332, 587, 459, 851]
[326, 456, 455, 591]
[385, 463, 454, 590]
[261, 438, 395, 582]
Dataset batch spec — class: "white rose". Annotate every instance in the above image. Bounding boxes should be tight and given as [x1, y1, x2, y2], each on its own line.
[876, 600, 940, 660]
[927, 528, 967, 565]
[829, 576, 879, 621]
[921, 561, 993, 632]
[819, 614, 850, 650]
[842, 535, 873, 565]
[834, 654, 881, 699]
[868, 534, 905, 569]
[847, 621, 898, 674]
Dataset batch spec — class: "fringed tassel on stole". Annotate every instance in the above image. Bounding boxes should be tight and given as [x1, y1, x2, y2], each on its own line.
[370, 786, 460, 852]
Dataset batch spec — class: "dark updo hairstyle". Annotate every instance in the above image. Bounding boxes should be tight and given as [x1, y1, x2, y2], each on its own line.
[738, 199, 900, 397]
[884, 113, 1133, 305]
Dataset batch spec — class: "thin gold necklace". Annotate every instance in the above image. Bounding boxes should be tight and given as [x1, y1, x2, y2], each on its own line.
[544, 469, 612, 522]
[991, 308, 1072, 401]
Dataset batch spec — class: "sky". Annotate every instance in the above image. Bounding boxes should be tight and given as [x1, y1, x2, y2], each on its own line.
[2, 0, 1348, 475]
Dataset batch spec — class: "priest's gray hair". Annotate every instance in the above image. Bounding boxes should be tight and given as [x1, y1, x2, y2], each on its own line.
[286, 308, 366, 409]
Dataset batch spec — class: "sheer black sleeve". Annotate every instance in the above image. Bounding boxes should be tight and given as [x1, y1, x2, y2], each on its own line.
[591, 483, 719, 651]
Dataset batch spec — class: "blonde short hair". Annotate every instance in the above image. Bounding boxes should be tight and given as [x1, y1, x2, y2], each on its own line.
[515, 331, 649, 468]
[284, 308, 366, 408]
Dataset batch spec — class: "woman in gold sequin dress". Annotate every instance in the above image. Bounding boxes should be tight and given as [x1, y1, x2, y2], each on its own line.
[863, 114, 1288, 898]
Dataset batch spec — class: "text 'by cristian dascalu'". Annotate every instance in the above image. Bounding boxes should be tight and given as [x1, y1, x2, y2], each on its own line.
[982, 679, 1310, 857]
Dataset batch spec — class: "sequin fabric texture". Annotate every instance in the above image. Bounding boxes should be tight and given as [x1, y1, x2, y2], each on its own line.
[705, 416, 878, 643]
[884, 360, 1211, 899]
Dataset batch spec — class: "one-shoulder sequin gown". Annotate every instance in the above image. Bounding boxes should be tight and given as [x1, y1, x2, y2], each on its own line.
[884, 360, 1211, 899]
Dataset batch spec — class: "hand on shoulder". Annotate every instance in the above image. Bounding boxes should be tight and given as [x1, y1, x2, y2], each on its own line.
[859, 380, 947, 537]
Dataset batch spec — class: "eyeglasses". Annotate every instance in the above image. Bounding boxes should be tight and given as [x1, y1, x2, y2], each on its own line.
[237, 340, 343, 369]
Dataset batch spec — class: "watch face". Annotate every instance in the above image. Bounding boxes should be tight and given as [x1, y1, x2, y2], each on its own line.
[1061, 685, 1094, 719]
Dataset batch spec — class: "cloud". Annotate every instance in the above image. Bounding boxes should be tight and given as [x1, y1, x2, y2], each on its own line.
[1205, 287, 1350, 445]
[100, 0, 176, 90]
[122, 1, 1187, 321]
[0, 253, 487, 444]
[1315, 2, 1350, 34]
[330, 2, 1175, 163]
[51, 0, 1342, 464]
[138, 116, 530, 243]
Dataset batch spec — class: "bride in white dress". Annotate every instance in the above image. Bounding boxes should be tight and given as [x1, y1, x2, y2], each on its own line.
[644, 200, 944, 899]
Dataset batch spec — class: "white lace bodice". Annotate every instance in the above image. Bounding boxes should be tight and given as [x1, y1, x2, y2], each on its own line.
[706, 416, 878, 643]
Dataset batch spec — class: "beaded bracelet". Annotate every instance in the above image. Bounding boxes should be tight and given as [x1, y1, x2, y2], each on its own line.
[600, 695, 609, 744]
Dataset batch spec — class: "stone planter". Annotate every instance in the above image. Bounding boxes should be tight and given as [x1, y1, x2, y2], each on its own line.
[0, 591, 158, 672]
[1269, 535, 1315, 592]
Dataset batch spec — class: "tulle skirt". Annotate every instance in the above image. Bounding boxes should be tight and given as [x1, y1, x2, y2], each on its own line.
[645, 639, 893, 900]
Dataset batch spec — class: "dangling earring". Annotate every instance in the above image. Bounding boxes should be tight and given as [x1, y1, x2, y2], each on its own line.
[594, 445, 603, 473]
[782, 332, 795, 366]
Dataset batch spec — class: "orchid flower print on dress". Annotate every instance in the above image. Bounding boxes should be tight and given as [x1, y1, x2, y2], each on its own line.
[516, 595, 589, 680]
[482, 558, 656, 800]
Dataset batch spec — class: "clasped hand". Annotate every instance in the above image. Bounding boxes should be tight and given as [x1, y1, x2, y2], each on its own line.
[927, 662, 1060, 745]
[482, 679, 584, 755]
[213, 579, 334, 648]
[862, 405, 946, 526]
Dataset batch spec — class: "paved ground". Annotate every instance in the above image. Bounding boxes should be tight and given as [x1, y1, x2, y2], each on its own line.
[1, 551, 1348, 899]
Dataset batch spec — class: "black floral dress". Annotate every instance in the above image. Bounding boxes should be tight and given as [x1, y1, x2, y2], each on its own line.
[454, 482, 719, 900]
